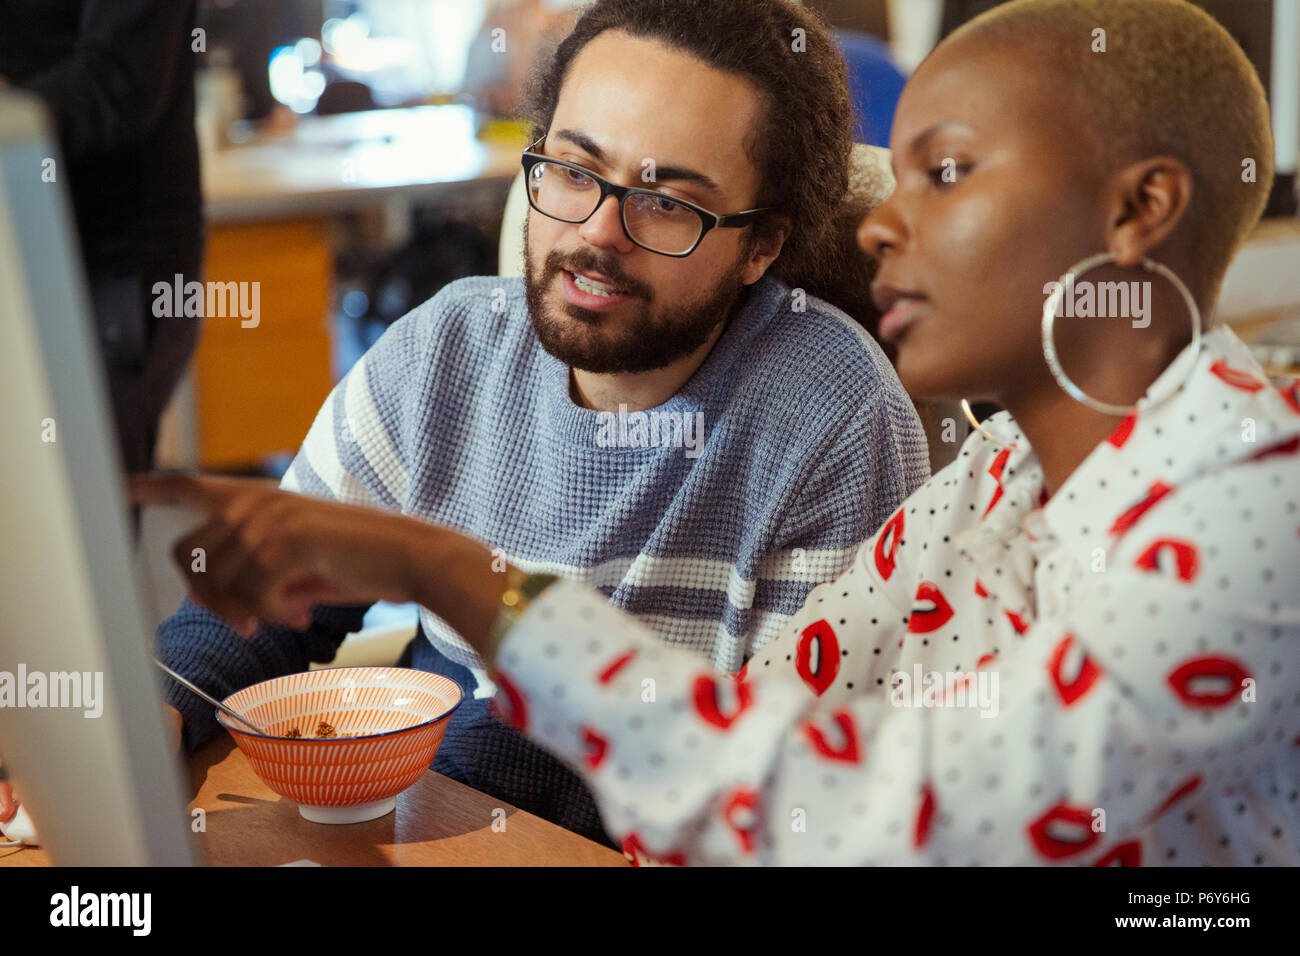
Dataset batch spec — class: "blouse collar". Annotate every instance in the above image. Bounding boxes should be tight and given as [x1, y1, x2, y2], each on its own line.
[952, 325, 1300, 616]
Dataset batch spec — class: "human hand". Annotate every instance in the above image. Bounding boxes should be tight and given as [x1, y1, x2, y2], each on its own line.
[164, 704, 183, 752]
[130, 474, 505, 646]
[0, 768, 16, 827]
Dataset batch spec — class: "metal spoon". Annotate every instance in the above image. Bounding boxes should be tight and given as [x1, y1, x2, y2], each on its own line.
[151, 657, 273, 737]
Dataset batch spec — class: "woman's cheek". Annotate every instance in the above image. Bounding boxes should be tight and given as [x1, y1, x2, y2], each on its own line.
[894, 323, 964, 400]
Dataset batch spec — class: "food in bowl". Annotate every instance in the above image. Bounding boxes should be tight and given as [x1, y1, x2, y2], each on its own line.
[216, 666, 463, 824]
[281, 720, 356, 739]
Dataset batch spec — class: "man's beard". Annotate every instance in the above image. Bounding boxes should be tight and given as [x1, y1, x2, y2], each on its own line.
[523, 219, 752, 375]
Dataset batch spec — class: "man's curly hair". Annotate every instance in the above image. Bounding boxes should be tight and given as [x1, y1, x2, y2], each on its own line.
[520, 0, 871, 321]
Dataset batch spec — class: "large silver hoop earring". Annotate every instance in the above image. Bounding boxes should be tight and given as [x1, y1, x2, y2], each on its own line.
[1041, 252, 1202, 417]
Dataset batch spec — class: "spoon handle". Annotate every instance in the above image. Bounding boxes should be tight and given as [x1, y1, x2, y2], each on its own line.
[151, 657, 269, 737]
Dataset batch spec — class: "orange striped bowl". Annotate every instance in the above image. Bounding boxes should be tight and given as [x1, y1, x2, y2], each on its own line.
[217, 667, 462, 824]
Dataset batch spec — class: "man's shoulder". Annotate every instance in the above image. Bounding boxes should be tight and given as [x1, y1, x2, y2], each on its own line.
[732, 276, 910, 422]
[414, 274, 528, 329]
[376, 275, 530, 361]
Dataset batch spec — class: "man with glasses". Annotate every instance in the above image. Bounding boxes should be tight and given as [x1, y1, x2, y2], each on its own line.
[156, 0, 928, 846]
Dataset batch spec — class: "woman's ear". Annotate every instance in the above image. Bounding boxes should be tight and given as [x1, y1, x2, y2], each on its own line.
[1105, 156, 1194, 268]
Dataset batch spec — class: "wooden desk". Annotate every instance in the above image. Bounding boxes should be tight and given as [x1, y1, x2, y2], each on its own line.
[0, 737, 627, 867]
[202, 105, 522, 225]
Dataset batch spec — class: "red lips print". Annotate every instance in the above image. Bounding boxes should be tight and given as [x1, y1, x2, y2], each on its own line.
[1167, 656, 1251, 709]
[907, 582, 955, 634]
[1144, 774, 1202, 823]
[914, 784, 936, 849]
[1106, 411, 1137, 449]
[581, 726, 609, 770]
[723, 788, 760, 855]
[1250, 435, 1300, 461]
[874, 508, 905, 580]
[1279, 380, 1300, 414]
[1109, 480, 1174, 538]
[1209, 360, 1265, 392]
[693, 674, 755, 730]
[802, 710, 861, 764]
[982, 448, 1013, 520]
[794, 619, 841, 696]
[597, 649, 637, 685]
[1027, 803, 1101, 860]
[1047, 634, 1102, 707]
[621, 832, 686, 867]
[490, 669, 528, 732]
[1133, 538, 1200, 583]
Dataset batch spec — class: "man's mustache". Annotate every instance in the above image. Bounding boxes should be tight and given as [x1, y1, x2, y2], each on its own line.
[545, 249, 650, 300]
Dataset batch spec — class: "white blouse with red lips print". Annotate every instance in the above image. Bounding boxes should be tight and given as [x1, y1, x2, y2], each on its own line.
[491, 324, 1300, 866]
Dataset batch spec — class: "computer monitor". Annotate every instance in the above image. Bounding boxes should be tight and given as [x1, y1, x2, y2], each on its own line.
[0, 90, 195, 865]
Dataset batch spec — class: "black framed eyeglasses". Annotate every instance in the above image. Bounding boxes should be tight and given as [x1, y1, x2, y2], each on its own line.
[520, 137, 770, 258]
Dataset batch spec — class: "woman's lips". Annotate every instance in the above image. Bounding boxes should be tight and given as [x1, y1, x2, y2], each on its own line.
[561, 269, 633, 311]
[878, 296, 928, 343]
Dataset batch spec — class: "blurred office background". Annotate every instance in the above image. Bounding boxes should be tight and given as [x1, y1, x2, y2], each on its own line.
[161, 0, 1300, 471]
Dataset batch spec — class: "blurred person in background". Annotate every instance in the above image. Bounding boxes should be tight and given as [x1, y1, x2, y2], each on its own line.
[463, 0, 584, 117]
[0, 0, 202, 473]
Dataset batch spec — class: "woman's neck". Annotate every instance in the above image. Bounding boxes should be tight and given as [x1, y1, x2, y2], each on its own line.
[1002, 320, 1195, 498]
[1004, 388, 1128, 499]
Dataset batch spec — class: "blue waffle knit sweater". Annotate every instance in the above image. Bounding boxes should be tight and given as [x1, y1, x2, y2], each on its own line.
[157, 274, 929, 846]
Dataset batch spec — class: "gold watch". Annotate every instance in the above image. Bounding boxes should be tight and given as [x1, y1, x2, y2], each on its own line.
[482, 568, 560, 669]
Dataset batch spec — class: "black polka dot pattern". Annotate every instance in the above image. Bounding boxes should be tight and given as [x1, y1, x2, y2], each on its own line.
[495, 332, 1300, 866]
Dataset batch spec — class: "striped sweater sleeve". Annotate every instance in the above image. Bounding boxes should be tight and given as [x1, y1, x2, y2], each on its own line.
[157, 602, 370, 752]
[280, 300, 433, 507]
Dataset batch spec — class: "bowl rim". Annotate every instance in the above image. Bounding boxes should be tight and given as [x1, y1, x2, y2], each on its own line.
[215, 666, 464, 744]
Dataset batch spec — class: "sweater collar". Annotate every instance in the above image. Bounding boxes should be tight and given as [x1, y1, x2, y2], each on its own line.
[534, 275, 792, 447]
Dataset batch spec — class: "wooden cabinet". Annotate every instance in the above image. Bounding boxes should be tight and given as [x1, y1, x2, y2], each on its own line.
[193, 219, 334, 469]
